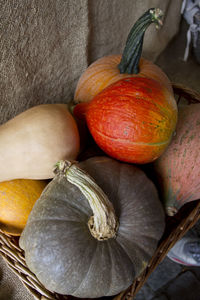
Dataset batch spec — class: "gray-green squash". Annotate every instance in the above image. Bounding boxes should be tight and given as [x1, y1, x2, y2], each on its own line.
[19, 156, 165, 298]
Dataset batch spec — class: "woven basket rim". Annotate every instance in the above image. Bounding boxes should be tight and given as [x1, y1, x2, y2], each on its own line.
[1, 83, 200, 300]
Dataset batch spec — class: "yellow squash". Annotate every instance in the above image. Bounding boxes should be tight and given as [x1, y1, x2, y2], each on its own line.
[0, 178, 47, 235]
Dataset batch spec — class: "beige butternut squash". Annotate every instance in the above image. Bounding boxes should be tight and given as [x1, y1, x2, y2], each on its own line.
[0, 104, 80, 181]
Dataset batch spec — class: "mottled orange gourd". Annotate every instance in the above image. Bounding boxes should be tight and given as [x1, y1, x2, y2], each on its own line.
[74, 9, 178, 164]
[74, 55, 173, 103]
[0, 179, 47, 235]
[74, 77, 177, 164]
[74, 9, 174, 104]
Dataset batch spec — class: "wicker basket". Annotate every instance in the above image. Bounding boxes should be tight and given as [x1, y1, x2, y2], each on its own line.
[1, 84, 200, 300]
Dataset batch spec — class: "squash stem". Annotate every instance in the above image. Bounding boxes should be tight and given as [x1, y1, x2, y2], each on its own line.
[54, 161, 119, 241]
[118, 8, 163, 74]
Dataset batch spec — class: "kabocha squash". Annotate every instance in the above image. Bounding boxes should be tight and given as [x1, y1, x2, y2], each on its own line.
[19, 156, 165, 298]
[0, 104, 80, 181]
[74, 8, 174, 103]
[74, 77, 177, 164]
[0, 179, 47, 236]
[154, 104, 200, 216]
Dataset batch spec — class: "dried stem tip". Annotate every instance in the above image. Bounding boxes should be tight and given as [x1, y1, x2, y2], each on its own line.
[54, 160, 119, 241]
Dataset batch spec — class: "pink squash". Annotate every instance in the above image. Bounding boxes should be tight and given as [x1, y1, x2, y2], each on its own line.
[154, 103, 200, 216]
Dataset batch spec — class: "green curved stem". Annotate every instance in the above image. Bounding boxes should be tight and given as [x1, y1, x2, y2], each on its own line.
[118, 8, 163, 74]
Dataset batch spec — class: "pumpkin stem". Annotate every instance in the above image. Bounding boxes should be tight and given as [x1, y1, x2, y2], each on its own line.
[54, 160, 119, 241]
[118, 8, 163, 74]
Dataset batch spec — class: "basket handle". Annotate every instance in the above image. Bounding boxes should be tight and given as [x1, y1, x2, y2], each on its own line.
[172, 83, 200, 103]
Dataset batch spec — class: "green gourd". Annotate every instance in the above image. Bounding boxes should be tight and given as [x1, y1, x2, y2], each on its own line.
[20, 156, 165, 298]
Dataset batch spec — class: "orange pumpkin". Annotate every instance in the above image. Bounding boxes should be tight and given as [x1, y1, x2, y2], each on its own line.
[74, 77, 177, 164]
[74, 8, 173, 103]
[0, 179, 47, 236]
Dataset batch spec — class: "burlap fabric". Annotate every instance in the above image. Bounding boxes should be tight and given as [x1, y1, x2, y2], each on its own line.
[0, 0, 182, 299]
[0, 256, 32, 300]
[1, 0, 182, 123]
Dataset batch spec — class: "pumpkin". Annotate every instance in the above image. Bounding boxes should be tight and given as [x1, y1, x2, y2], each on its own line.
[154, 104, 200, 216]
[0, 104, 80, 181]
[74, 76, 177, 164]
[0, 179, 47, 236]
[19, 156, 165, 298]
[74, 8, 174, 104]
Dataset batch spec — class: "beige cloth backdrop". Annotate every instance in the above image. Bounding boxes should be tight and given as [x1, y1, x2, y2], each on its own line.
[0, 0, 182, 299]
[0, 0, 182, 124]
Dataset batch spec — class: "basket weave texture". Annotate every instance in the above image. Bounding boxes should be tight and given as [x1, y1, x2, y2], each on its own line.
[1, 84, 200, 300]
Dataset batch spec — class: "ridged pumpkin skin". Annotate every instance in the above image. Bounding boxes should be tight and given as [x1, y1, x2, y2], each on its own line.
[74, 55, 173, 103]
[0, 179, 47, 235]
[20, 156, 165, 298]
[154, 104, 200, 216]
[74, 77, 177, 164]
